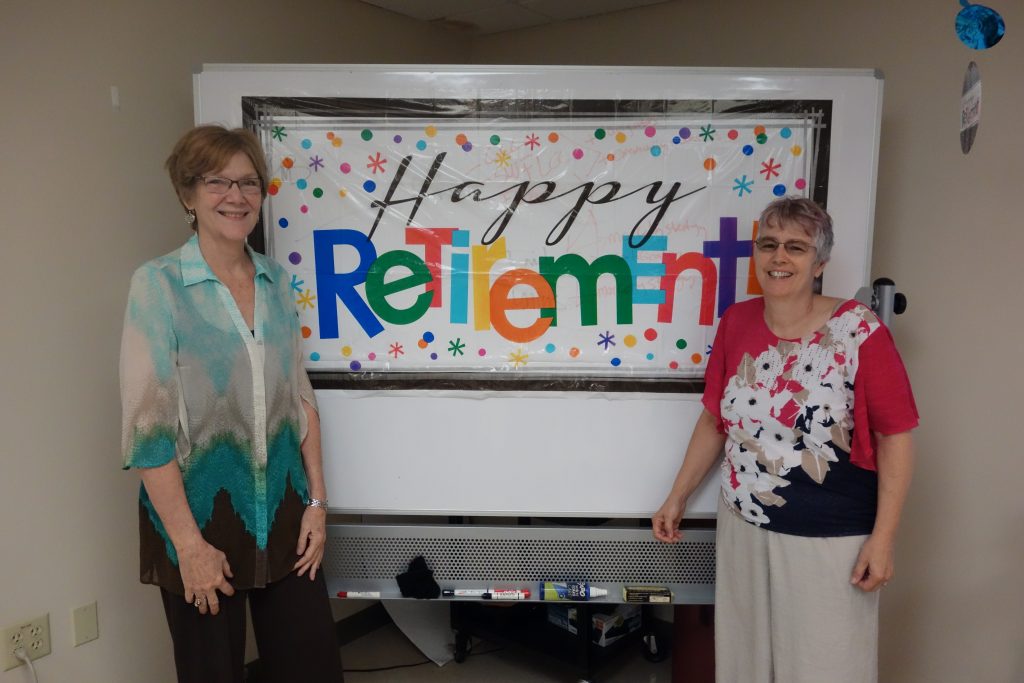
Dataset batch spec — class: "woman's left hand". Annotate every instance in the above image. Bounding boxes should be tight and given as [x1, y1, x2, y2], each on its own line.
[294, 504, 328, 580]
[850, 534, 895, 592]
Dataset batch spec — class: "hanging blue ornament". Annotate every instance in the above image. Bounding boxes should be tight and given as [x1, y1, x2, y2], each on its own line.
[955, 1, 1005, 50]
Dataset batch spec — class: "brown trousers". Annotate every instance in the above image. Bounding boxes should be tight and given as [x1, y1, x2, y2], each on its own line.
[161, 570, 344, 683]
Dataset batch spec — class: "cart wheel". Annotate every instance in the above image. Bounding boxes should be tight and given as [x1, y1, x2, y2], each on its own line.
[454, 631, 469, 663]
[643, 632, 667, 662]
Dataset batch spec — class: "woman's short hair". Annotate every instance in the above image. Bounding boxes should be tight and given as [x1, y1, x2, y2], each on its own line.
[165, 125, 269, 212]
[758, 197, 834, 263]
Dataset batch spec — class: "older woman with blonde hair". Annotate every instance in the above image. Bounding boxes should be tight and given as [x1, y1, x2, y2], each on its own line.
[121, 125, 343, 682]
[653, 196, 918, 682]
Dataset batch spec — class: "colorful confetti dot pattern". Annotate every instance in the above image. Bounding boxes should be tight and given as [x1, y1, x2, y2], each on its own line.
[261, 105, 816, 377]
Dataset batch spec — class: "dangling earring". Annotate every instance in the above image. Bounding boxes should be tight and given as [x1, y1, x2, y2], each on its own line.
[185, 209, 196, 225]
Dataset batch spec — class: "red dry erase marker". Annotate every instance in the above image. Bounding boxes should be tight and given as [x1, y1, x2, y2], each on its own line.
[337, 591, 381, 599]
[482, 589, 530, 600]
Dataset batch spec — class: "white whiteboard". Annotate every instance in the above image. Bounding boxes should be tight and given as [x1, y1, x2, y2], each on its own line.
[317, 389, 719, 517]
[195, 65, 882, 516]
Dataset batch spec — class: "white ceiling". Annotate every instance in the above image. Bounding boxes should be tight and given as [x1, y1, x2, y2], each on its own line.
[356, 0, 671, 35]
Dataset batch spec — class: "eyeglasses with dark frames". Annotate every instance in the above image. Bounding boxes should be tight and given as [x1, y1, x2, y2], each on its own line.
[754, 237, 817, 256]
[196, 175, 263, 195]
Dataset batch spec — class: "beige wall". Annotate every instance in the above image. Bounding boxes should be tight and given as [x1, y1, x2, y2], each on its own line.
[2, 1, 1022, 681]
[469, 2, 1024, 682]
[0, 2, 463, 681]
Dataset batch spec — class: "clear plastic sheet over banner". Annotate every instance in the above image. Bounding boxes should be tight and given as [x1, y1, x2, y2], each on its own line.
[249, 99, 828, 378]
[238, 78, 832, 384]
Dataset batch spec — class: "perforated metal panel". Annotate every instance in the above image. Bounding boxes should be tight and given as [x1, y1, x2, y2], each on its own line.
[323, 524, 716, 604]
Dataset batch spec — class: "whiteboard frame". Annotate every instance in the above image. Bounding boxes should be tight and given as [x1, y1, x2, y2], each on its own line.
[194, 65, 883, 517]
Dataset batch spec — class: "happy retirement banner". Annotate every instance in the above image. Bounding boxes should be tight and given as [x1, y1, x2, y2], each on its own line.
[248, 98, 827, 378]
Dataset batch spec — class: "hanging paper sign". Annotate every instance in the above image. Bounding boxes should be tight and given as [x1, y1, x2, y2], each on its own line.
[248, 97, 830, 377]
[960, 61, 982, 153]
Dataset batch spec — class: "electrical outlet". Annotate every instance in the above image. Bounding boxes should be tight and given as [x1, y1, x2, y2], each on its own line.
[3, 614, 51, 671]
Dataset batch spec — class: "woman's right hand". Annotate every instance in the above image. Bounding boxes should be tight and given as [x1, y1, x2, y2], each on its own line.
[651, 410, 726, 544]
[137, 463, 235, 616]
[652, 496, 687, 543]
[177, 539, 235, 616]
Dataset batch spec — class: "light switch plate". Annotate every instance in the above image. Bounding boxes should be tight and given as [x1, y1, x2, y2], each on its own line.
[72, 602, 99, 647]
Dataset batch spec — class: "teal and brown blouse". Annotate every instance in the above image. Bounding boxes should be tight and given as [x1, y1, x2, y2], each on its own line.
[120, 234, 317, 594]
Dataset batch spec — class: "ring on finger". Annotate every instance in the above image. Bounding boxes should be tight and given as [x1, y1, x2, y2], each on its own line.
[194, 597, 203, 608]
